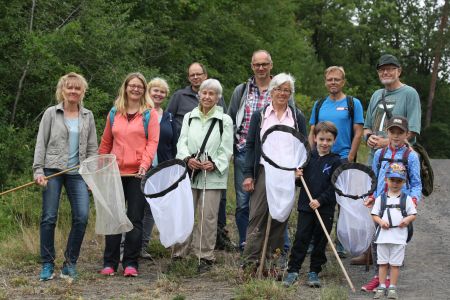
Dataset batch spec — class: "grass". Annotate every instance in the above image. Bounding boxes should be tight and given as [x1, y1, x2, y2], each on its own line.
[0, 142, 371, 299]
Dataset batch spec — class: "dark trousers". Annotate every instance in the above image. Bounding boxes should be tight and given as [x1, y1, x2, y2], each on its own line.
[103, 177, 145, 270]
[217, 190, 227, 228]
[288, 211, 334, 274]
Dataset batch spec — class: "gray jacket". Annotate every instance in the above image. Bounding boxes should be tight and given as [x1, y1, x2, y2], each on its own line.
[227, 77, 294, 145]
[33, 103, 98, 179]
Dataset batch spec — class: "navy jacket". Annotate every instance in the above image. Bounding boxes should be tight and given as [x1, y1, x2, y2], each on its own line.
[157, 111, 178, 163]
[296, 150, 341, 216]
[243, 104, 307, 182]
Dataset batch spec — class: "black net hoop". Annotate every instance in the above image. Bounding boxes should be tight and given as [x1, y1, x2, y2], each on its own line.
[260, 124, 310, 171]
[331, 162, 376, 200]
[140, 159, 188, 198]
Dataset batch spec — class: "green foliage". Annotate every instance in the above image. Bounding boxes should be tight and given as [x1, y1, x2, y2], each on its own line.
[420, 122, 450, 158]
[234, 279, 295, 300]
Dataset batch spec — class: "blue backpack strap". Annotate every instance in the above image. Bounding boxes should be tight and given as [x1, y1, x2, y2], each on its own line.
[142, 109, 151, 139]
[109, 107, 117, 130]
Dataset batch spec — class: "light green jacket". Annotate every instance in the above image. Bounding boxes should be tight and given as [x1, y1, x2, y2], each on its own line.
[176, 105, 233, 189]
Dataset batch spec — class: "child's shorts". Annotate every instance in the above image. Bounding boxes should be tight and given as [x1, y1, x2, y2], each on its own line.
[377, 243, 405, 266]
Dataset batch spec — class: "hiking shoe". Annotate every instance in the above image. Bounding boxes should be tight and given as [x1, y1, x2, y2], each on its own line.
[39, 263, 55, 281]
[387, 286, 398, 299]
[361, 276, 380, 292]
[373, 287, 386, 299]
[282, 272, 298, 287]
[140, 248, 154, 260]
[215, 227, 236, 252]
[307, 272, 321, 287]
[123, 266, 138, 277]
[197, 258, 214, 273]
[336, 241, 347, 258]
[99, 267, 115, 276]
[60, 263, 77, 280]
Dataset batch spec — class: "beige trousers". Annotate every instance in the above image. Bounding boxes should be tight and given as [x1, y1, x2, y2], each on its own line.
[172, 188, 221, 261]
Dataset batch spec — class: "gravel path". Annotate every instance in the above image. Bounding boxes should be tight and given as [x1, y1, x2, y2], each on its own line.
[349, 159, 450, 300]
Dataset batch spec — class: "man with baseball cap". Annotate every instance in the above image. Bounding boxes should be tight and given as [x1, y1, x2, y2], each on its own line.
[363, 54, 422, 165]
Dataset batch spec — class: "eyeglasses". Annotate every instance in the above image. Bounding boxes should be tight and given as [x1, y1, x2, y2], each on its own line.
[251, 62, 271, 69]
[377, 66, 398, 74]
[189, 72, 204, 79]
[273, 87, 291, 95]
[128, 84, 144, 91]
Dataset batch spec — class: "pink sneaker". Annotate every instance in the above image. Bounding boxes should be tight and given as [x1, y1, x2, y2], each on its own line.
[123, 266, 138, 277]
[100, 267, 115, 276]
[361, 276, 379, 292]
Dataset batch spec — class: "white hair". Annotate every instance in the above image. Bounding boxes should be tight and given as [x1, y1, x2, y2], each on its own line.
[268, 73, 295, 94]
[199, 78, 223, 99]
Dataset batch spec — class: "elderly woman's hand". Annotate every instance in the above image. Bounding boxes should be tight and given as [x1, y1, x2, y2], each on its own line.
[201, 160, 215, 172]
[242, 178, 254, 192]
[187, 158, 202, 170]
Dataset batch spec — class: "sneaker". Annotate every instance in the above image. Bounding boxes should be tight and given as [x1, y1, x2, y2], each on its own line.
[39, 263, 55, 281]
[99, 267, 115, 276]
[60, 263, 77, 280]
[197, 258, 214, 273]
[282, 272, 298, 287]
[123, 266, 138, 277]
[307, 272, 321, 287]
[361, 276, 380, 292]
[387, 286, 398, 299]
[373, 287, 386, 299]
[140, 248, 154, 260]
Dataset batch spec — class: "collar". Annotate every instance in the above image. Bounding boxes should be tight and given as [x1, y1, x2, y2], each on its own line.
[263, 103, 292, 119]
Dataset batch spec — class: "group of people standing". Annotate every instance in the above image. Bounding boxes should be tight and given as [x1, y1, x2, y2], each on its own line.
[32, 49, 422, 298]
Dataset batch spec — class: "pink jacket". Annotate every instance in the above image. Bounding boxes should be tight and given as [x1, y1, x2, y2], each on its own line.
[99, 109, 160, 174]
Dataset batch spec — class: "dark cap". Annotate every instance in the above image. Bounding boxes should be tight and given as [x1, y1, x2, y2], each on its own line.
[376, 54, 401, 69]
[386, 116, 408, 132]
[385, 163, 406, 181]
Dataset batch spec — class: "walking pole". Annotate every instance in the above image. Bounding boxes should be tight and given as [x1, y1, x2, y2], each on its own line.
[198, 152, 207, 265]
[0, 165, 80, 197]
[300, 176, 356, 292]
[257, 214, 272, 279]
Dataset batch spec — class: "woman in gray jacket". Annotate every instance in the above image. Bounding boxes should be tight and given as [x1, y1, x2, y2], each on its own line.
[33, 72, 98, 281]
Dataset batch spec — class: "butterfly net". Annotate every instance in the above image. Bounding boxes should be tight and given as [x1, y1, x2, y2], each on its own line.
[141, 159, 194, 248]
[331, 163, 377, 256]
[79, 154, 133, 235]
[261, 125, 310, 222]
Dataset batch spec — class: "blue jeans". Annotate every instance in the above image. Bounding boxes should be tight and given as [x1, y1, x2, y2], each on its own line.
[234, 150, 251, 247]
[40, 169, 90, 265]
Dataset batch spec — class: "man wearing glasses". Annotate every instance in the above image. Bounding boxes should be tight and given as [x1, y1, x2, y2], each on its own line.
[167, 62, 226, 138]
[364, 54, 421, 165]
[228, 50, 274, 253]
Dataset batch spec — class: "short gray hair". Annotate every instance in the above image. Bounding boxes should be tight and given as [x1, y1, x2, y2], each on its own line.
[268, 73, 295, 94]
[199, 78, 223, 99]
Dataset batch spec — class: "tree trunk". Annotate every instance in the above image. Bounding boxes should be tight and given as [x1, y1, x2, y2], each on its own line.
[425, 0, 449, 128]
[10, 0, 36, 125]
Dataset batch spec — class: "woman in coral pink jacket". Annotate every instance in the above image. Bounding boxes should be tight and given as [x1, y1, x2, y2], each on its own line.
[98, 72, 159, 277]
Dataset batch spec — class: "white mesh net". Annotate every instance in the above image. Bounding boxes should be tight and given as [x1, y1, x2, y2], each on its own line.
[142, 160, 194, 248]
[79, 154, 133, 235]
[261, 125, 309, 222]
[334, 167, 375, 256]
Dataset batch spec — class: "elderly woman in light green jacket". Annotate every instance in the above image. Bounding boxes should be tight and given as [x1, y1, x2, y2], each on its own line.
[174, 78, 233, 271]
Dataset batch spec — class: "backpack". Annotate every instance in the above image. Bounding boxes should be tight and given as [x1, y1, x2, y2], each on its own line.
[314, 96, 355, 139]
[109, 107, 151, 139]
[377, 145, 433, 196]
[411, 143, 434, 196]
[376, 193, 413, 243]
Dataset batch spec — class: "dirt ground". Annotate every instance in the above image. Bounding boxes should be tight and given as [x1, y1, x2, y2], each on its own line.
[0, 159, 449, 299]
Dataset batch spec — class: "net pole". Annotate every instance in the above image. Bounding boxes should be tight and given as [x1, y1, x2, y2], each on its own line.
[257, 214, 272, 279]
[300, 176, 356, 292]
[0, 165, 80, 197]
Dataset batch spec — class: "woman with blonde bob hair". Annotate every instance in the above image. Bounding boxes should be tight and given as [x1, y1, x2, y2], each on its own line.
[99, 72, 160, 277]
[33, 72, 98, 281]
[140, 77, 177, 259]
